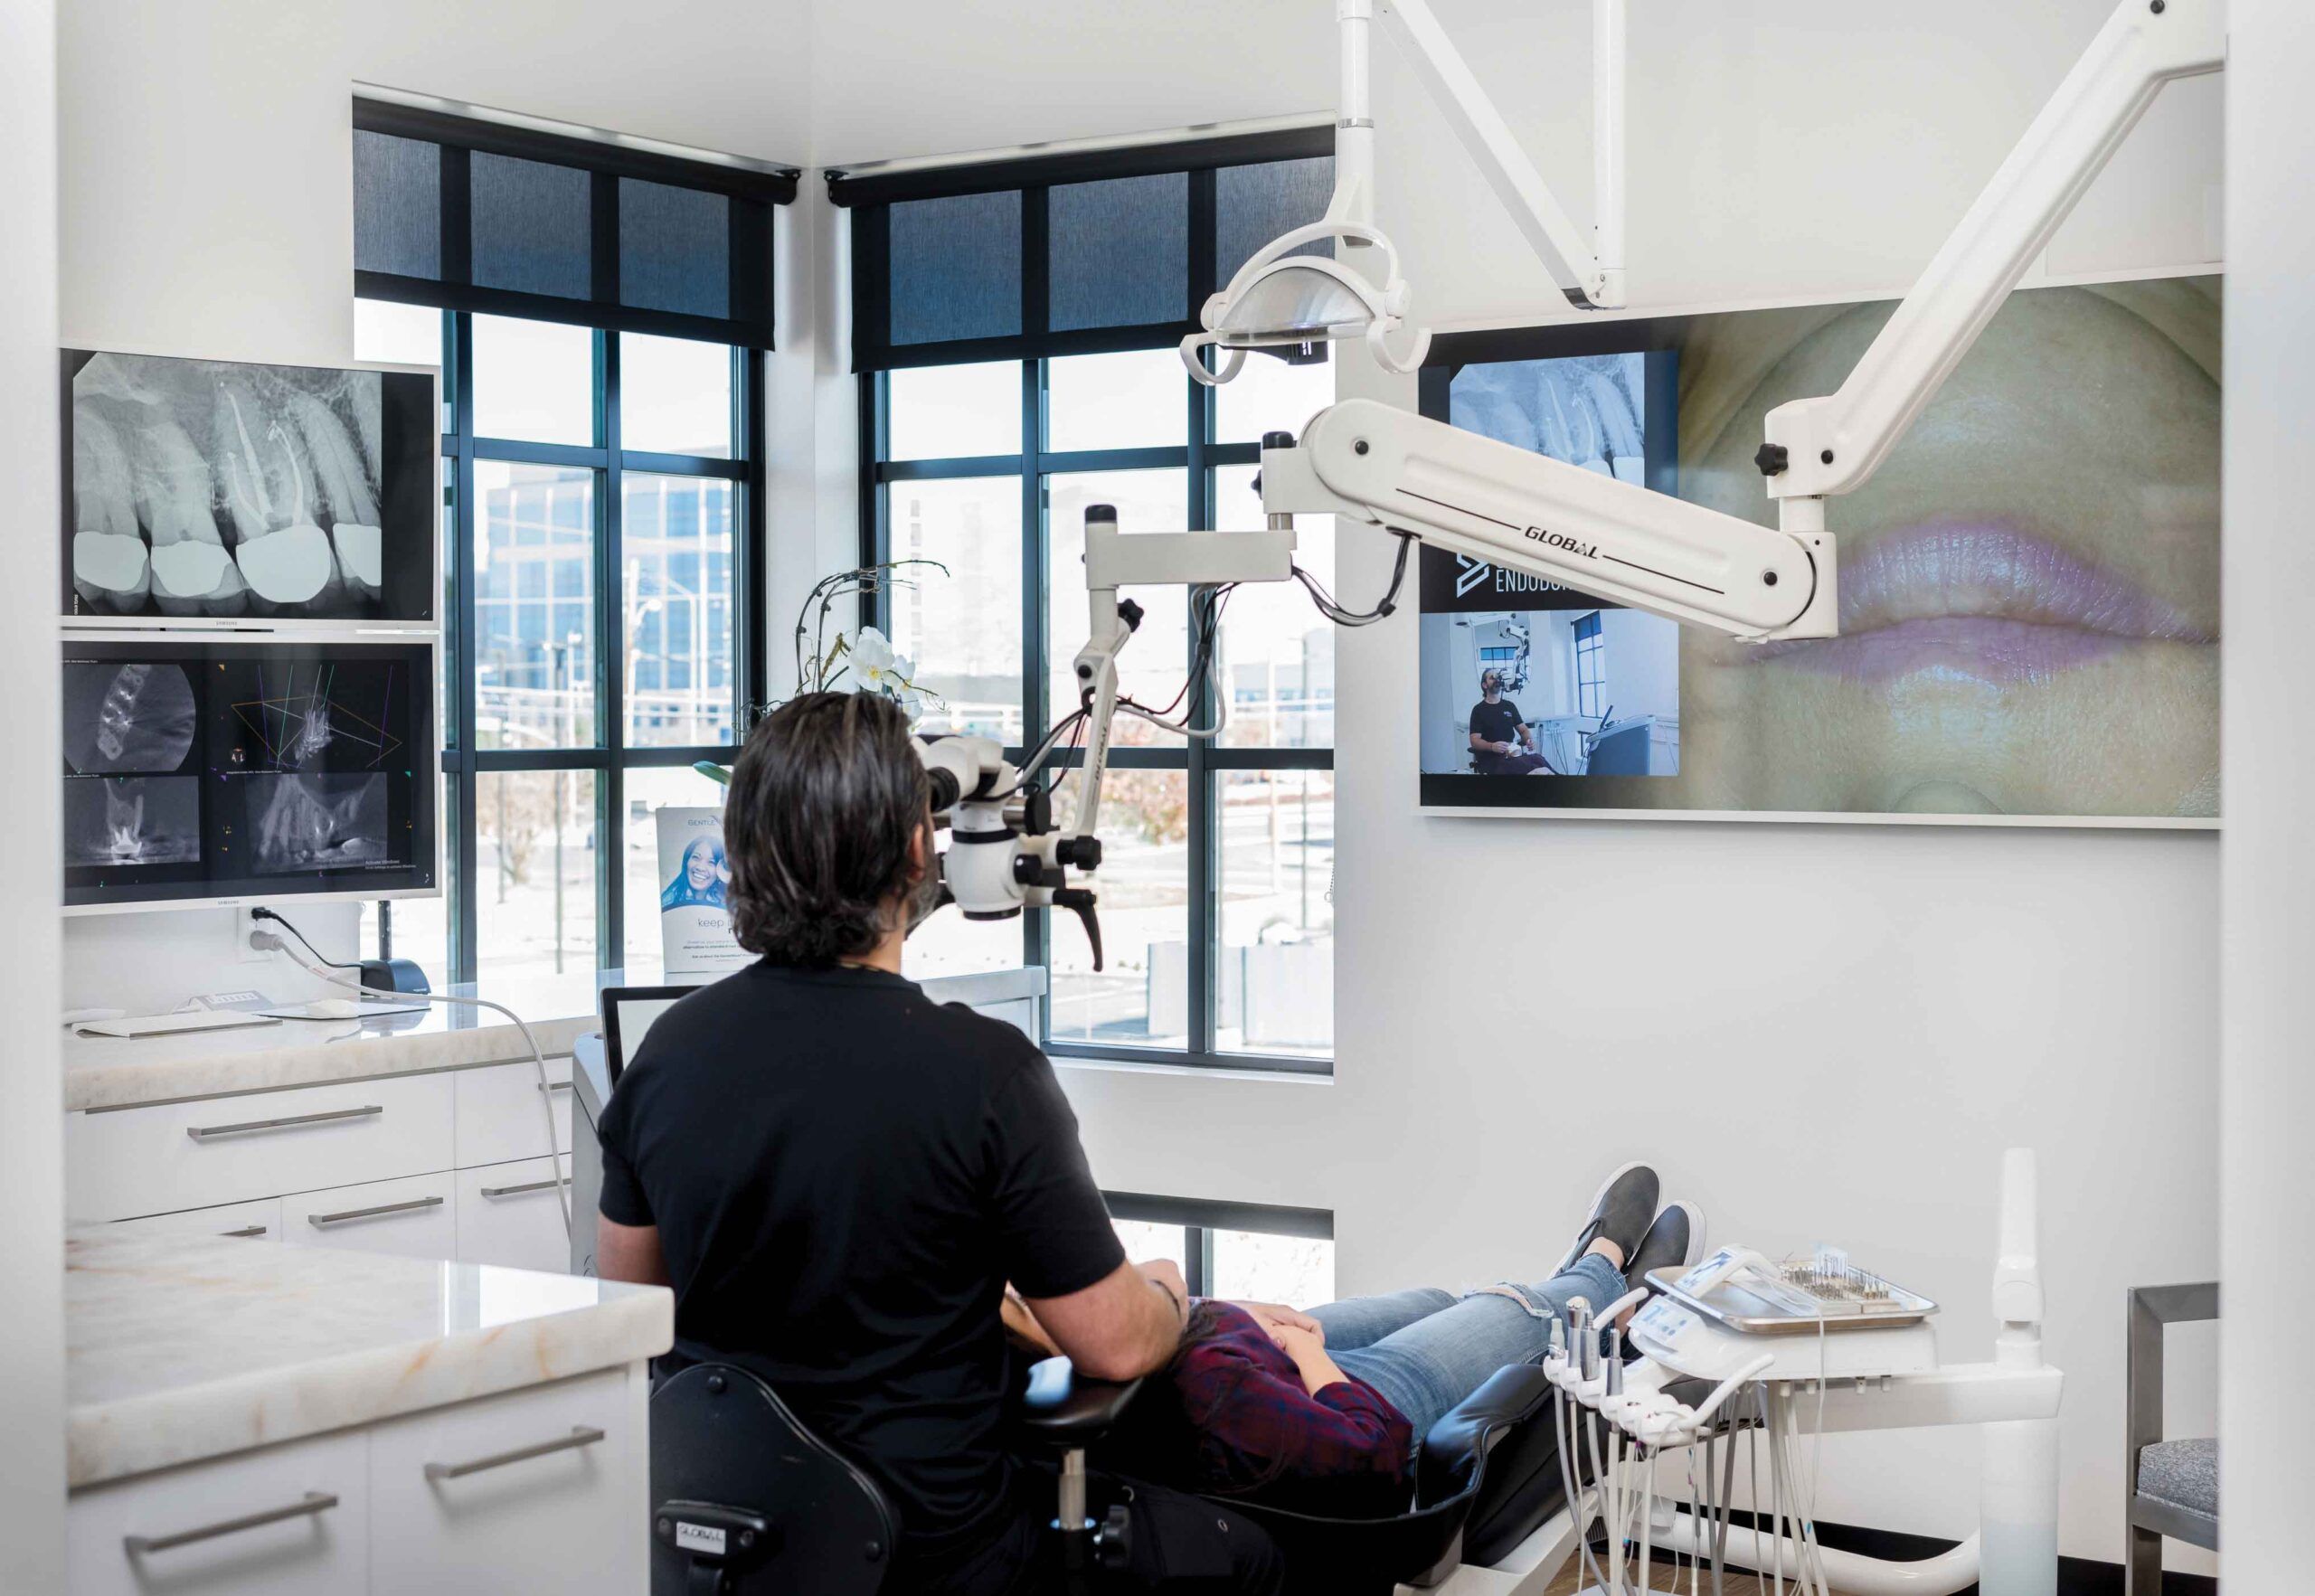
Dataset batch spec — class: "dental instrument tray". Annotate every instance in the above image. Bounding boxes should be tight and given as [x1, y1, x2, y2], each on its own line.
[1647, 1251, 1938, 1336]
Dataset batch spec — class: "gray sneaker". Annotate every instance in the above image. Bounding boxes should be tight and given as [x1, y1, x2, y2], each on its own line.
[1626, 1199, 1706, 1291]
[1556, 1162, 1659, 1275]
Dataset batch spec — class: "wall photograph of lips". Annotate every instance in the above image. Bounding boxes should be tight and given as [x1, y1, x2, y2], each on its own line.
[1414, 275, 2221, 826]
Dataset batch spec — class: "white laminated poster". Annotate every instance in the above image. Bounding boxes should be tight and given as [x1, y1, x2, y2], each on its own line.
[656, 807, 748, 975]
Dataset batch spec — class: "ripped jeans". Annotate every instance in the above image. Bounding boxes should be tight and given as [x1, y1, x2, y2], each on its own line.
[1308, 1251, 1628, 1443]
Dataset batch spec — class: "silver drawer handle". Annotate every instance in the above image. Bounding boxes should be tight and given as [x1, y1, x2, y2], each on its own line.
[539, 1080, 573, 1093]
[425, 1426, 606, 1481]
[219, 1224, 269, 1239]
[186, 1105, 383, 1142]
[478, 1176, 572, 1199]
[307, 1195, 443, 1227]
[125, 1490, 338, 1554]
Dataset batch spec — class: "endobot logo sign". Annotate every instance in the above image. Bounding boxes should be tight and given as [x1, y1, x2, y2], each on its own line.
[1454, 555, 1492, 597]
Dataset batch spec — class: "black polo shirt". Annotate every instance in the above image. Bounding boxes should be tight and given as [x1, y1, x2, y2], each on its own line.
[1469, 697, 1526, 747]
[596, 960, 1125, 1587]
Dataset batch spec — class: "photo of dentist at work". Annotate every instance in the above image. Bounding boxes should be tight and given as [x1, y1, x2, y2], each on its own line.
[1468, 668, 1554, 774]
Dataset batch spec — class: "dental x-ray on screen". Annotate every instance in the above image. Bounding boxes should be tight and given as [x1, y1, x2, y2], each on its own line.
[63, 349, 437, 625]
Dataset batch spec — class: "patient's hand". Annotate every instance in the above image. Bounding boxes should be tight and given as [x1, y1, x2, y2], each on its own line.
[1230, 1301, 1322, 1343]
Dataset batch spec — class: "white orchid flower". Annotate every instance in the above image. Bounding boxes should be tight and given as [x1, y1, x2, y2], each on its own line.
[846, 626, 921, 703]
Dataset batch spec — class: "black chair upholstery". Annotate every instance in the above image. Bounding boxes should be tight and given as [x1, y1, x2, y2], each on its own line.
[1016, 1355, 1147, 1446]
[1171, 1363, 1563, 1596]
[651, 1362, 899, 1596]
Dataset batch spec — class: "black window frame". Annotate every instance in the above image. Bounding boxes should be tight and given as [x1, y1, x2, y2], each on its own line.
[1102, 1192, 1335, 1299]
[853, 136, 1339, 1077]
[382, 305, 769, 983]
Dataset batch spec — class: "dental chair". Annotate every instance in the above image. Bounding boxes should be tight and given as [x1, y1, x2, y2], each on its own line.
[650, 1353, 1570, 1596]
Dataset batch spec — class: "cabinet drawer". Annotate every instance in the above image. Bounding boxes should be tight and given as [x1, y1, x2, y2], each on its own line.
[69, 1073, 454, 1223]
[109, 1197, 284, 1243]
[369, 1369, 640, 1594]
[284, 1172, 457, 1261]
[454, 1057, 573, 1169]
[454, 1156, 573, 1273]
[68, 1428, 367, 1596]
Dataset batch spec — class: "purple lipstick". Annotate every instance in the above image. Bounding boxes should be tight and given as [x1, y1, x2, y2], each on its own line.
[1755, 522, 2211, 685]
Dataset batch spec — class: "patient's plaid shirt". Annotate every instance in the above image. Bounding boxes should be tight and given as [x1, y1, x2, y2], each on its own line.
[1103, 1299, 1413, 1518]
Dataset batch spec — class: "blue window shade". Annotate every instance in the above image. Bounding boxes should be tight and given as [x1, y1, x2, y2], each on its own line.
[889, 191, 1022, 345]
[1216, 156, 1335, 285]
[1049, 173, 1187, 332]
[471, 152, 592, 300]
[620, 177, 729, 319]
[354, 131, 442, 279]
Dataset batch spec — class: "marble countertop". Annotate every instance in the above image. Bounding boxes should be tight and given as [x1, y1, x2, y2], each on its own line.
[65, 1229, 672, 1489]
[62, 986, 600, 1113]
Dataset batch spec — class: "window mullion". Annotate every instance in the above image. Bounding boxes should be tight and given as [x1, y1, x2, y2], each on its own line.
[600, 330, 626, 973]
[1024, 357, 1049, 988]
[450, 310, 480, 986]
[1186, 372, 1215, 1057]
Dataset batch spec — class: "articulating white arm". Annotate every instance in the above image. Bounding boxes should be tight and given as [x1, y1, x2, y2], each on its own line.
[1762, 0, 2224, 509]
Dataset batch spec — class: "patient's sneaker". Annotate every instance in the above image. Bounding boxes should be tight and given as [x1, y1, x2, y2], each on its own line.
[1556, 1162, 1658, 1275]
[1625, 1200, 1706, 1291]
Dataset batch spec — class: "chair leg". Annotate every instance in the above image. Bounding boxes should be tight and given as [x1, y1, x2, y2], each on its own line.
[2124, 1522, 2164, 1596]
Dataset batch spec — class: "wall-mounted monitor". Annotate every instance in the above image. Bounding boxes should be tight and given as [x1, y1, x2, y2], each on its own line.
[63, 348, 439, 628]
[62, 637, 439, 912]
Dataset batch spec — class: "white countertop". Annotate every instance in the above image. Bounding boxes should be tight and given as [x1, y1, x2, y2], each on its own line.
[65, 1229, 672, 1489]
[62, 987, 600, 1113]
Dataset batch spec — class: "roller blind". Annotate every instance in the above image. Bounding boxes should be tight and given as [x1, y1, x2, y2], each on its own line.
[834, 127, 1334, 371]
[353, 99, 795, 350]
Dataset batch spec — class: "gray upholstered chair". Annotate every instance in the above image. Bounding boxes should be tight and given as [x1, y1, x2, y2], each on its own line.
[2125, 1282, 2218, 1593]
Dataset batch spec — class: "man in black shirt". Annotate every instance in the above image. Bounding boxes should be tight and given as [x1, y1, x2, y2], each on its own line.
[1468, 669, 1551, 774]
[596, 692, 1282, 1595]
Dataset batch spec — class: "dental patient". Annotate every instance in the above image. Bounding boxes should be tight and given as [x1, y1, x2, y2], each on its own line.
[1006, 1164, 1699, 1518]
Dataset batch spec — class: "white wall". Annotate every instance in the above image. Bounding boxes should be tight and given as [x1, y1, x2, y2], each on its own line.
[1, 3, 66, 1586]
[2218, 0, 2312, 1584]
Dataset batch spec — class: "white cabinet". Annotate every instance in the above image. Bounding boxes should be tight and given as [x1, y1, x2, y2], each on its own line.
[69, 1429, 368, 1596]
[453, 1156, 574, 1273]
[67, 1369, 648, 1595]
[453, 1057, 572, 1168]
[367, 1371, 640, 1594]
[109, 1197, 284, 1243]
[284, 1173, 458, 1261]
[68, 1074, 456, 1223]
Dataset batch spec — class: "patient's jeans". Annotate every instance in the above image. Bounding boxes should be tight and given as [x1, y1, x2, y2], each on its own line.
[1310, 1251, 1627, 1443]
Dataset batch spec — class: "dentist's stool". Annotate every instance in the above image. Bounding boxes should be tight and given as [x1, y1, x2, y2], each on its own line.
[650, 1361, 899, 1595]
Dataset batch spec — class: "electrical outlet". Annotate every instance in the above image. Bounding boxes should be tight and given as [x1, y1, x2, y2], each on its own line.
[233, 905, 275, 963]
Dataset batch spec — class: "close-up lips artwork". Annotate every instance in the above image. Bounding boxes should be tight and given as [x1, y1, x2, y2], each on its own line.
[1753, 521, 2213, 685]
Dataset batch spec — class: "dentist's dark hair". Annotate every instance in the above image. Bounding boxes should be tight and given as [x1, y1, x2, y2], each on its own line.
[723, 691, 930, 966]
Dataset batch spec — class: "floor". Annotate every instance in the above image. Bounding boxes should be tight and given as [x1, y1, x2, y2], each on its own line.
[1538, 1563, 1854, 1594]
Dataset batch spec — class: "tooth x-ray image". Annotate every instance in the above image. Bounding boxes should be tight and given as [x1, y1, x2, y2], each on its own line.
[231, 661, 407, 773]
[62, 660, 197, 774]
[251, 774, 390, 874]
[64, 777, 200, 867]
[63, 349, 436, 623]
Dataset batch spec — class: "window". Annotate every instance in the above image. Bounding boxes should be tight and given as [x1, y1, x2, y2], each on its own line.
[1104, 1195, 1336, 1304]
[852, 139, 1338, 1072]
[356, 306, 761, 1003]
[1573, 611, 1605, 718]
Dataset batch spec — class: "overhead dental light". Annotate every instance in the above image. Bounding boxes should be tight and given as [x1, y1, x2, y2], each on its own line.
[1185, 0, 1629, 384]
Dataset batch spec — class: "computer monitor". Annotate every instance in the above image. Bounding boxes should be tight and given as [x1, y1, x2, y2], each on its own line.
[600, 986, 696, 1087]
